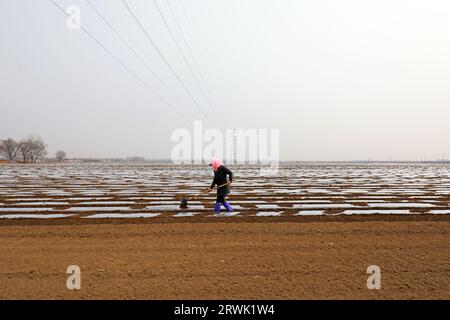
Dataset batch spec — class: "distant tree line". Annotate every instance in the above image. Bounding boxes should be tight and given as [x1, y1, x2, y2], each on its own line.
[0, 136, 48, 163]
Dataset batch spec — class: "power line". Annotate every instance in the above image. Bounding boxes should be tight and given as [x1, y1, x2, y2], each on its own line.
[121, 0, 219, 128]
[173, 0, 227, 127]
[85, 0, 197, 115]
[49, 0, 191, 122]
[152, 0, 222, 128]
[165, 0, 224, 127]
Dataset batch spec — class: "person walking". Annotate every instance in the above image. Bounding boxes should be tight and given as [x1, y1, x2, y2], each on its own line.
[208, 158, 233, 213]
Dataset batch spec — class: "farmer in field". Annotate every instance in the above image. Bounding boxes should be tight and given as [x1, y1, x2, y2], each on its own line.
[208, 158, 233, 213]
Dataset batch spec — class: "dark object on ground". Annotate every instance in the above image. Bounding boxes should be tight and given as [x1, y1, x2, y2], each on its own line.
[180, 198, 188, 209]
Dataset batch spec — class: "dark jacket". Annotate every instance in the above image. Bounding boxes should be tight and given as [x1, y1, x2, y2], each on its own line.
[210, 165, 233, 189]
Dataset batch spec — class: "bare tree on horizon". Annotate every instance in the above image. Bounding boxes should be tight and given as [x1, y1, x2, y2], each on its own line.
[18, 139, 32, 162]
[27, 136, 47, 163]
[0, 138, 19, 161]
[16, 136, 48, 163]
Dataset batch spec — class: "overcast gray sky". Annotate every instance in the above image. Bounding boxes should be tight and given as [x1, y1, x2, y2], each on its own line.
[1, 0, 449, 161]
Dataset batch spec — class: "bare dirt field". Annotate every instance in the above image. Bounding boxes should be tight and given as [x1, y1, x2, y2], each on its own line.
[0, 218, 449, 299]
[0, 163, 449, 299]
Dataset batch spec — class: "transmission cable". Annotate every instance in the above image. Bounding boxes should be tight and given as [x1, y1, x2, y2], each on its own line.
[121, 0, 219, 128]
[152, 0, 223, 128]
[171, 0, 228, 128]
[85, 0, 197, 115]
[49, 0, 191, 122]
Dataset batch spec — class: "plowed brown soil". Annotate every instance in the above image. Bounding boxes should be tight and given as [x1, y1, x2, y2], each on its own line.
[0, 218, 448, 299]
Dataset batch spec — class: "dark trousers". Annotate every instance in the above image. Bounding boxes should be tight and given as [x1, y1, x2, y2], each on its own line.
[216, 186, 229, 204]
[216, 195, 226, 204]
